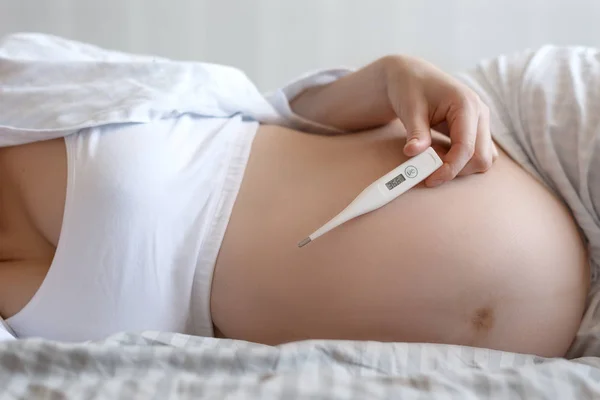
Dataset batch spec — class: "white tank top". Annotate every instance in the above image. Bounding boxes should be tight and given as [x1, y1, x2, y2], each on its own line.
[5, 115, 257, 341]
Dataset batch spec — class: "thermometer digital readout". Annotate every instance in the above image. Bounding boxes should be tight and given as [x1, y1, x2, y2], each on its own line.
[297, 147, 443, 248]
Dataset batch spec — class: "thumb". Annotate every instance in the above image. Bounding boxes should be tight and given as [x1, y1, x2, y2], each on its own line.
[401, 99, 432, 156]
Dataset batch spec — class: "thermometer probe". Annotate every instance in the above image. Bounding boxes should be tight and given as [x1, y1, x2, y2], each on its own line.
[297, 147, 443, 248]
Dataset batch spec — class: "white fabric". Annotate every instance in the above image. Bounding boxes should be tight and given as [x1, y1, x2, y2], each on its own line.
[5, 331, 600, 399]
[0, 32, 348, 147]
[0, 316, 16, 341]
[0, 33, 351, 341]
[7, 116, 257, 341]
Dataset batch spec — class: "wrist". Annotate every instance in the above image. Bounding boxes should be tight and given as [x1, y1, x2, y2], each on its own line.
[377, 55, 395, 91]
[376, 55, 404, 121]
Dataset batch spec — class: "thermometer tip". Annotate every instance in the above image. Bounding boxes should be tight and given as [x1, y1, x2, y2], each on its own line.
[297, 237, 311, 248]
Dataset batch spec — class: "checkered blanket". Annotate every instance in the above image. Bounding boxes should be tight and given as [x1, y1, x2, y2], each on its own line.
[2, 331, 600, 399]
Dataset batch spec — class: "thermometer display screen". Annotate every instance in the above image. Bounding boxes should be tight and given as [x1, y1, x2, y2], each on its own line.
[385, 174, 406, 190]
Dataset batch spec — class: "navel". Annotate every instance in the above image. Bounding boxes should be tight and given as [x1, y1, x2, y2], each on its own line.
[472, 306, 495, 333]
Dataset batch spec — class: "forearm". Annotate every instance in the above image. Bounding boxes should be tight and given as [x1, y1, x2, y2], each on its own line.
[289, 57, 397, 132]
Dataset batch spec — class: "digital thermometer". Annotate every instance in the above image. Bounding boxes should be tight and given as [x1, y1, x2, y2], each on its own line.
[297, 147, 443, 247]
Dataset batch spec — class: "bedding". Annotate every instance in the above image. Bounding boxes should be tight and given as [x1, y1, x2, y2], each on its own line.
[2, 331, 600, 399]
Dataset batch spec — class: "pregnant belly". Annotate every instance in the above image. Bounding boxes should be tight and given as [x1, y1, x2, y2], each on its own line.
[211, 122, 590, 357]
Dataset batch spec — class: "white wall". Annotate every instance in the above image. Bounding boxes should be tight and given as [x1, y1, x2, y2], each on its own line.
[2, 0, 600, 90]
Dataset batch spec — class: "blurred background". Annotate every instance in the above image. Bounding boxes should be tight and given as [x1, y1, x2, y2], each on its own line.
[2, 0, 600, 90]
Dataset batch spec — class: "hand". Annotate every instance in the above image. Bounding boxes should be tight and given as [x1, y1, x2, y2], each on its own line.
[382, 55, 498, 187]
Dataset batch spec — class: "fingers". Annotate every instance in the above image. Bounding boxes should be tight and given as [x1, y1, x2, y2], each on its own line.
[426, 96, 497, 187]
[457, 106, 496, 176]
[385, 54, 496, 186]
[401, 97, 433, 157]
[425, 97, 478, 186]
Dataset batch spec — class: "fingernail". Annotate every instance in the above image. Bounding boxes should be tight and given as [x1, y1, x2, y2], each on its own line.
[405, 138, 419, 147]
[427, 179, 443, 188]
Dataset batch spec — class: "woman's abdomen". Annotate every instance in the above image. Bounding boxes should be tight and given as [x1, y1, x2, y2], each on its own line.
[211, 122, 589, 357]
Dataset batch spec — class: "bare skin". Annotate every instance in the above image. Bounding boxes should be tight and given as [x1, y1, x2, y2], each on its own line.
[211, 122, 589, 357]
[0, 121, 589, 357]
